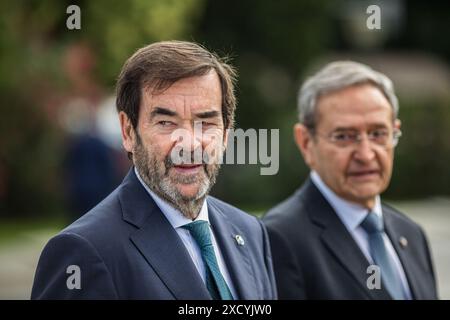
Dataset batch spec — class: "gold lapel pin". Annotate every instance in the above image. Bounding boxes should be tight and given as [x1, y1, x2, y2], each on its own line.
[399, 236, 408, 248]
[234, 235, 245, 246]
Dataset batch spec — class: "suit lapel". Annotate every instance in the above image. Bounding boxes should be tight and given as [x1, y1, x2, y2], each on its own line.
[304, 180, 392, 299]
[383, 207, 422, 299]
[208, 200, 258, 300]
[119, 169, 210, 300]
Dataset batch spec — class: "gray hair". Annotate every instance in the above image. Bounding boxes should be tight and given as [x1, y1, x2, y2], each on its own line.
[297, 61, 399, 130]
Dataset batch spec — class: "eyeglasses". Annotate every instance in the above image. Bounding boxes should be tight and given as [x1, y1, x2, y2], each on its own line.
[315, 128, 402, 148]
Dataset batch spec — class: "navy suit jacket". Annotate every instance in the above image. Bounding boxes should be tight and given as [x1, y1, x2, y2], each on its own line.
[263, 179, 438, 300]
[31, 169, 277, 299]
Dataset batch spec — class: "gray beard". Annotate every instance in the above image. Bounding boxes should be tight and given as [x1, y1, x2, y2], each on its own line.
[133, 133, 221, 220]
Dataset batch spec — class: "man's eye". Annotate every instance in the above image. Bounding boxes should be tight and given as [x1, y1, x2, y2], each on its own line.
[158, 121, 175, 127]
[333, 133, 353, 141]
[201, 121, 216, 127]
[370, 130, 388, 139]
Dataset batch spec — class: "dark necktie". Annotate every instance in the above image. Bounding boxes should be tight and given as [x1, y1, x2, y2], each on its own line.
[182, 220, 233, 300]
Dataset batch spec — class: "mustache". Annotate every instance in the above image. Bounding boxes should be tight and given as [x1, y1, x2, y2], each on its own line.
[165, 148, 213, 167]
[163, 149, 214, 175]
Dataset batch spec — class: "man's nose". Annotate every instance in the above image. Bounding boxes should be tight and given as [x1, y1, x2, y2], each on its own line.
[353, 136, 376, 162]
[174, 124, 203, 152]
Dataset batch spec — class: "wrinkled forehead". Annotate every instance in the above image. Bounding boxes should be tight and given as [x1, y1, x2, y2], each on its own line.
[140, 73, 223, 118]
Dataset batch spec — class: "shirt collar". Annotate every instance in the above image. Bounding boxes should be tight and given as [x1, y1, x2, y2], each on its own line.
[310, 170, 383, 231]
[134, 167, 209, 229]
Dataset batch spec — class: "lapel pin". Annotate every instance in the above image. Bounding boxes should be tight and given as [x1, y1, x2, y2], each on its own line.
[399, 236, 408, 248]
[234, 235, 245, 246]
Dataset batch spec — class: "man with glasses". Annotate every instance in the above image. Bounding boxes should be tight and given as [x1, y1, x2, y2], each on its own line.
[263, 61, 438, 300]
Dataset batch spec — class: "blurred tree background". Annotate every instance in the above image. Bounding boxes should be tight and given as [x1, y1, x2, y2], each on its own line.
[0, 0, 449, 219]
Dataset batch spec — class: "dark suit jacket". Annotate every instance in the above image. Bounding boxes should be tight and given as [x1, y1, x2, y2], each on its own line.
[263, 179, 438, 300]
[31, 169, 277, 299]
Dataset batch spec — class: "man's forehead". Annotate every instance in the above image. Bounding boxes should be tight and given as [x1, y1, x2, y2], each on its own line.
[140, 97, 221, 121]
[316, 86, 393, 125]
[145, 86, 217, 98]
[142, 87, 219, 100]
[142, 71, 221, 97]
[318, 109, 393, 131]
[142, 89, 220, 107]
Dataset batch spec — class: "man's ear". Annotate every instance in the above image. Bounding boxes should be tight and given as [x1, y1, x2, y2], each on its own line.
[119, 111, 135, 154]
[293, 123, 315, 167]
[394, 118, 401, 131]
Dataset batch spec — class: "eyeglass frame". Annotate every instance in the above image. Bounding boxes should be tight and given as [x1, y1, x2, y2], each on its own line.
[309, 127, 402, 148]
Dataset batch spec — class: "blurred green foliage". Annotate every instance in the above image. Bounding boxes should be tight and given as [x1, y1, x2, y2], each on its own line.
[82, 0, 205, 83]
[0, 0, 449, 217]
[0, 0, 206, 217]
[0, 89, 63, 216]
[389, 99, 450, 199]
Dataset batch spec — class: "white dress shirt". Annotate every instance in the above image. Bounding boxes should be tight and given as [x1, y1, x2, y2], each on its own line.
[134, 167, 237, 299]
[310, 170, 412, 299]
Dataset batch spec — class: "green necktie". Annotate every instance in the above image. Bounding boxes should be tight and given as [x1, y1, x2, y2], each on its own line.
[182, 220, 234, 300]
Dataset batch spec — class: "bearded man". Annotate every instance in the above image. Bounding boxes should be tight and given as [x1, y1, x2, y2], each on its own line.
[31, 41, 276, 300]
